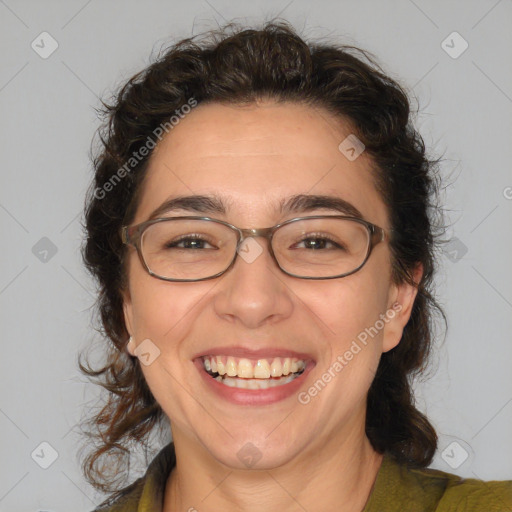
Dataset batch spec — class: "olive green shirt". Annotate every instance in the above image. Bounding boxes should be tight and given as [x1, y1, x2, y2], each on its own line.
[94, 443, 512, 511]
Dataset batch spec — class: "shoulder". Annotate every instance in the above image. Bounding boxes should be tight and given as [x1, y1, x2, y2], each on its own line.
[92, 479, 144, 512]
[408, 464, 512, 511]
[91, 443, 176, 512]
[365, 453, 512, 512]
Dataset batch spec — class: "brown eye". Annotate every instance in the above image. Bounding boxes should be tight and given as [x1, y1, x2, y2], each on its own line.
[165, 236, 216, 250]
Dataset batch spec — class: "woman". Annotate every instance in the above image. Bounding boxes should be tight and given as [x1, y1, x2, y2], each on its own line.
[80, 21, 511, 511]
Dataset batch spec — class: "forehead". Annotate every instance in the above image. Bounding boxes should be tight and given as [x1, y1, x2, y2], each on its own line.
[134, 101, 388, 227]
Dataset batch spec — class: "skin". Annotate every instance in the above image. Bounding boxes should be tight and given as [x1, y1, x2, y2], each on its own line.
[122, 100, 420, 512]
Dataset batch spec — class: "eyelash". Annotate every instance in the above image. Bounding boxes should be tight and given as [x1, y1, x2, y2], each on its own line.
[293, 234, 346, 250]
[164, 234, 216, 249]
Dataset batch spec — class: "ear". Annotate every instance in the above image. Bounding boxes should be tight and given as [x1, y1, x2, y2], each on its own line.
[382, 264, 423, 353]
[122, 287, 136, 356]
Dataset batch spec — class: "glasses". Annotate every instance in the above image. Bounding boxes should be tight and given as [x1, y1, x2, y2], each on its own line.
[121, 215, 387, 282]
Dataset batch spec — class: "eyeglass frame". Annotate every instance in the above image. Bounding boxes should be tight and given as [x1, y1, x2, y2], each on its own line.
[121, 215, 388, 282]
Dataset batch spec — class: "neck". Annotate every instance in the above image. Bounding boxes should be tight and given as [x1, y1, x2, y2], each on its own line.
[164, 425, 383, 512]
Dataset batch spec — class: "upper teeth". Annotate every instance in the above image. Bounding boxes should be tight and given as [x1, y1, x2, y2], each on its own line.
[203, 356, 306, 379]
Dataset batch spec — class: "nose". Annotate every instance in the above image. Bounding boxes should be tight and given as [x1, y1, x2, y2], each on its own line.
[212, 237, 294, 329]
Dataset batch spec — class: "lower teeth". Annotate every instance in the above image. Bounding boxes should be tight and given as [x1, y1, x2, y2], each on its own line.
[213, 373, 300, 389]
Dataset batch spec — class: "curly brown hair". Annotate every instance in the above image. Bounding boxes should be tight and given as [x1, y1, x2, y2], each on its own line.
[79, 19, 444, 501]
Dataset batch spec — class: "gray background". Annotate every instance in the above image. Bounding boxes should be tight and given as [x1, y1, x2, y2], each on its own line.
[1, 0, 511, 510]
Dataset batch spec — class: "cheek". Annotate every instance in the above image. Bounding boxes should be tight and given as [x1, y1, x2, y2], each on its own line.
[303, 274, 390, 339]
[297, 270, 392, 391]
[302, 280, 390, 408]
[126, 255, 203, 340]
[125, 270, 207, 422]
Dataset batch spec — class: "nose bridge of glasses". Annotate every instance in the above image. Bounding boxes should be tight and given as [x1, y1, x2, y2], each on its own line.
[238, 226, 274, 242]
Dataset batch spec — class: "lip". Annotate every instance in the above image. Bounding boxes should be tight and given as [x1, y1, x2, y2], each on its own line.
[193, 350, 316, 406]
[192, 346, 315, 361]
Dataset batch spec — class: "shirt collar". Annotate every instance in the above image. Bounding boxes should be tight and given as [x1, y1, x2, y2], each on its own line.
[137, 442, 176, 511]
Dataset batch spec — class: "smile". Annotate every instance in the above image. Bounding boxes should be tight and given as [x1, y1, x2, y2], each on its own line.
[202, 355, 307, 390]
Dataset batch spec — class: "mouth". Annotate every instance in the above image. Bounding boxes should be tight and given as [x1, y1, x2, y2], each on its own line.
[193, 349, 316, 405]
[202, 355, 307, 390]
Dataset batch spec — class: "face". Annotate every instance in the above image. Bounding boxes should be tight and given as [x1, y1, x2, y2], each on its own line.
[123, 100, 418, 470]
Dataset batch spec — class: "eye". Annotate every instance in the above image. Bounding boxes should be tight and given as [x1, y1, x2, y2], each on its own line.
[293, 234, 347, 251]
[165, 235, 217, 250]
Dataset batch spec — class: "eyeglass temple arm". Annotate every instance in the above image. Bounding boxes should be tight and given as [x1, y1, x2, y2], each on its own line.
[372, 225, 388, 245]
[121, 226, 135, 245]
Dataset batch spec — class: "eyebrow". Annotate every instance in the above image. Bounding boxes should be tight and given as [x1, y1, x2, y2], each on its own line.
[148, 193, 363, 221]
[280, 194, 363, 219]
[148, 195, 227, 220]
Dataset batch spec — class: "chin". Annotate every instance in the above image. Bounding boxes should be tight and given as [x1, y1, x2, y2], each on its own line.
[199, 431, 308, 471]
